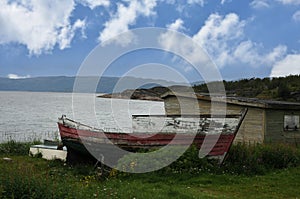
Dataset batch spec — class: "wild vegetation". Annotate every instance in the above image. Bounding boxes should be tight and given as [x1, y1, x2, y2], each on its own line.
[0, 140, 40, 155]
[1, 141, 300, 198]
[193, 75, 300, 101]
[117, 143, 300, 176]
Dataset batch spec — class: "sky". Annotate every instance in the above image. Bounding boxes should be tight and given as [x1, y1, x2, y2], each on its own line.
[0, 0, 300, 82]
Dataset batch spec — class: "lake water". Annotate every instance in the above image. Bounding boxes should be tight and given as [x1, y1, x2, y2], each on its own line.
[0, 91, 164, 142]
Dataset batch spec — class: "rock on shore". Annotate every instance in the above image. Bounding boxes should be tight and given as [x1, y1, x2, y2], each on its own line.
[98, 86, 190, 101]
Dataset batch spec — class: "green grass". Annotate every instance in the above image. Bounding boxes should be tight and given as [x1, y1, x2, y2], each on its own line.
[0, 155, 300, 198]
[1, 142, 300, 198]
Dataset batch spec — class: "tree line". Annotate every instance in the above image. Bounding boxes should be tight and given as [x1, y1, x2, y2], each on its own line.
[193, 75, 300, 102]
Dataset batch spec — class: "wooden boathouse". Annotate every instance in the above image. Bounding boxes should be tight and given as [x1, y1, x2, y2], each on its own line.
[161, 92, 300, 144]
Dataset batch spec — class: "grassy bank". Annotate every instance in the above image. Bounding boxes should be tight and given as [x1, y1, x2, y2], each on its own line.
[0, 140, 40, 155]
[0, 142, 300, 198]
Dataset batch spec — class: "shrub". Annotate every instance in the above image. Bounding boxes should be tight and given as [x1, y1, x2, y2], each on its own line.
[117, 143, 300, 176]
[0, 140, 35, 155]
[116, 145, 219, 174]
[223, 143, 300, 175]
[163, 145, 219, 174]
[260, 144, 300, 169]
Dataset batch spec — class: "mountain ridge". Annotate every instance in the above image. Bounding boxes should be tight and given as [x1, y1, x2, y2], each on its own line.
[0, 76, 188, 93]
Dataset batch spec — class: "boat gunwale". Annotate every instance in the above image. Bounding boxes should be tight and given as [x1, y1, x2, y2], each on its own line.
[58, 111, 246, 137]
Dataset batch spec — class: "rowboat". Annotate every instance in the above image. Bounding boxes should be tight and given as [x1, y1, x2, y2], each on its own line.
[57, 109, 247, 166]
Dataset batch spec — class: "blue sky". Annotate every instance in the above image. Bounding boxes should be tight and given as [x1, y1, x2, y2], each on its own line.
[0, 0, 300, 82]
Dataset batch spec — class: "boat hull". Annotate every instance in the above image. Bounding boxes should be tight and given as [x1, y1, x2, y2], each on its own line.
[58, 125, 236, 165]
[58, 109, 247, 165]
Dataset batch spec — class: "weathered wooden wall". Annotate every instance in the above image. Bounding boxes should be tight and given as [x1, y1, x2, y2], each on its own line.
[164, 97, 200, 115]
[233, 107, 265, 144]
[195, 100, 265, 144]
[265, 110, 300, 144]
[164, 96, 265, 143]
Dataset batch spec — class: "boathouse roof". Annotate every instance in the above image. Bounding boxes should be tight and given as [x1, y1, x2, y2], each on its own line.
[161, 91, 300, 110]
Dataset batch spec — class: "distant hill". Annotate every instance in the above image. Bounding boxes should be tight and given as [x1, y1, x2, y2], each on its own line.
[0, 76, 186, 93]
[194, 75, 300, 102]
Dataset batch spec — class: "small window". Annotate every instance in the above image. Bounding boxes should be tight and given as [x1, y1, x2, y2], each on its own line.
[284, 115, 299, 131]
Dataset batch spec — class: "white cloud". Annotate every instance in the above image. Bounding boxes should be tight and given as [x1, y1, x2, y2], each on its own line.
[187, 0, 205, 6]
[192, 13, 287, 68]
[293, 10, 300, 22]
[250, 0, 270, 9]
[250, 0, 300, 9]
[58, 19, 86, 49]
[0, 0, 86, 55]
[165, 0, 175, 3]
[159, 31, 209, 65]
[265, 45, 287, 64]
[233, 41, 287, 67]
[7, 74, 30, 79]
[193, 13, 245, 67]
[158, 30, 212, 76]
[165, 0, 207, 14]
[98, 0, 157, 45]
[76, 0, 109, 9]
[166, 0, 228, 8]
[158, 13, 287, 76]
[277, 0, 300, 5]
[270, 54, 300, 77]
[166, 19, 185, 31]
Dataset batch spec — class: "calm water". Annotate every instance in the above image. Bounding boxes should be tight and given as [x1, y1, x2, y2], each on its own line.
[0, 91, 164, 142]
